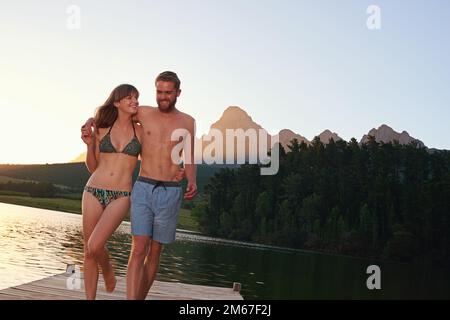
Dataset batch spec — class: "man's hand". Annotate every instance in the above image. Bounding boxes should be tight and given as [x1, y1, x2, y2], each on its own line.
[184, 181, 197, 200]
[81, 118, 95, 146]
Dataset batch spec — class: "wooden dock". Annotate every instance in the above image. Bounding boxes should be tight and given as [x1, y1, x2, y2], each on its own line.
[0, 265, 243, 300]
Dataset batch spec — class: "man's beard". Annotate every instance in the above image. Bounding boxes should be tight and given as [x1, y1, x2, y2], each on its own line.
[157, 99, 177, 113]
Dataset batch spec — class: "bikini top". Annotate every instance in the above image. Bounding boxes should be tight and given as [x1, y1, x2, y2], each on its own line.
[99, 121, 141, 157]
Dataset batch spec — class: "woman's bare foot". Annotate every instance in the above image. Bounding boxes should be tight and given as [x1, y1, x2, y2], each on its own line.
[103, 265, 116, 293]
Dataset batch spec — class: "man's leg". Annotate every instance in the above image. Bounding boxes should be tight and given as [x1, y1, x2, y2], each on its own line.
[127, 180, 153, 299]
[134, 184, 182, 299]
[137, 240, 163, 300]
[126, 235, 150, 300]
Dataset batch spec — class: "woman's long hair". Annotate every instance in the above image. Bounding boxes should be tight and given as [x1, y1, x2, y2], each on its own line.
[94, 84, 139, 128]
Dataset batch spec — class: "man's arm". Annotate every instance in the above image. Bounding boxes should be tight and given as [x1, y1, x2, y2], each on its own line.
[183, 117, 197, 200]
[85, 130, 99, 174]
[81, 118, 98, 173]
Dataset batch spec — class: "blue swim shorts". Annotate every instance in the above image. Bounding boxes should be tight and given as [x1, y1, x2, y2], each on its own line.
[130, 176, 183, 244]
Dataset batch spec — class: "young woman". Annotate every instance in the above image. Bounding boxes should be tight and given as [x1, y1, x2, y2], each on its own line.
[80, 84, 142, 299]
[80, 84, 184, 299]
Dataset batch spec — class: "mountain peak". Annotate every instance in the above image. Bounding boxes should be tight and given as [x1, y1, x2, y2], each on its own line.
[211, 105, 262, 130]
[317, 130, 342, 144]
[278, 129, 310, 149]
[279, 129, 295, 135]
[361, 124, 425, 147]
[379, 124, 393, 130]
[223, 106, 248, 114]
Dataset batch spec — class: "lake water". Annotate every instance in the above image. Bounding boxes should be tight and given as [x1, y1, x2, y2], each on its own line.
[1, 202, 449, 299]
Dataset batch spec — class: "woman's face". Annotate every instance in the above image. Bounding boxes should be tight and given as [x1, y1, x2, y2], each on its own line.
[115, 93, 139, 114]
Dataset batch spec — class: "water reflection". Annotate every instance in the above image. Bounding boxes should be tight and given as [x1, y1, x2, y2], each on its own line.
[1, 202, 450, 299]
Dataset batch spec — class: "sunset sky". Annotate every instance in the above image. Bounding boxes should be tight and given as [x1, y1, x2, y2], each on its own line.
[1, 0, 449, 164]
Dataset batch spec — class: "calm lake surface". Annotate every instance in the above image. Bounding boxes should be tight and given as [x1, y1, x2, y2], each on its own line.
[1, 202, 449, 299]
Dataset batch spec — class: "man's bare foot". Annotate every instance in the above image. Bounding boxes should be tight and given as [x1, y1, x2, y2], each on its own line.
[103, 266, 116, 293]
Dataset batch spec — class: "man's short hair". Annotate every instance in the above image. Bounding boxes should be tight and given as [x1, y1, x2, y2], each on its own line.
[155, 71, 181, 90]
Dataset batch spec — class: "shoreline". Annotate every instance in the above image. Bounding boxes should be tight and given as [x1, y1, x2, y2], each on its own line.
[0, 195, 81, 214]
[0, 197, 444, 267]
[0, 197, 385, 264]
[0, 195, 199, 232]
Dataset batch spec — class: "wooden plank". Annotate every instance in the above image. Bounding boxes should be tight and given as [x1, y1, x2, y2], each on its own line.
[0, 271, 243, 300]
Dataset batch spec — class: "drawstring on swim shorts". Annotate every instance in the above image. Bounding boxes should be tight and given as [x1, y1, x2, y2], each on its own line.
[152, 181, 167, 193]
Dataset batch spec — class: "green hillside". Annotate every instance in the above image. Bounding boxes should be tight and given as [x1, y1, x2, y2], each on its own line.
[0, 163, 91, 190]
[0, 163, 235, 192]
[0, 175, 35, 183]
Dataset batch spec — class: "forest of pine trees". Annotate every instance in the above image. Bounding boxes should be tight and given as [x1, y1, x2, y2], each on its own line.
[192, 137, 450, 265]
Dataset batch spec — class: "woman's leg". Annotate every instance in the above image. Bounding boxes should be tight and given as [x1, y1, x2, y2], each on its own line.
[82, 191, 104, 300]
[87, 196, 130, 292]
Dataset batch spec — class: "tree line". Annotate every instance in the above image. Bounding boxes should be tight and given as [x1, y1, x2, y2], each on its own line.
[0, 181, 57, 198]
[192, 137, 450, 265]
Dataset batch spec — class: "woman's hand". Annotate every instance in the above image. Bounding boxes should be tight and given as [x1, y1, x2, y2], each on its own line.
[175, 168, 186, 182]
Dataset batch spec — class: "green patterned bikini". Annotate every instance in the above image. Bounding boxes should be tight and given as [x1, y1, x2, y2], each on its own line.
[84, 186, 131, 207]
[84, 120, 141, 207]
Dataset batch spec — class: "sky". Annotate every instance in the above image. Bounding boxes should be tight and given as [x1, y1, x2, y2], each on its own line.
[1, 0, 449, 164]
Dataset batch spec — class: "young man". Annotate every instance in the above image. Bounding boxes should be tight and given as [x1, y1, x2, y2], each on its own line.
[82, 71, 197, 299]
[126, 71, 197, 299]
